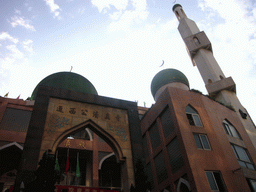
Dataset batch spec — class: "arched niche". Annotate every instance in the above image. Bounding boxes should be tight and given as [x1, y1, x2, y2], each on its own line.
[99, 153, 121, 188]
[99, 152, 115, 170]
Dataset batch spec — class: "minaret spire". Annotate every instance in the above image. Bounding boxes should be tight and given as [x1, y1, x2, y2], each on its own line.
[173, 4, 234, 94]
[173, 4, 256, 149]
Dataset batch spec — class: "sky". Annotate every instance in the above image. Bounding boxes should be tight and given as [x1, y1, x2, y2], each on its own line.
[0, 0, 256, 122]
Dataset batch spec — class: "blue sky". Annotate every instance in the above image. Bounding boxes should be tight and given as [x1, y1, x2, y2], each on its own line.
[1, 0, 256, 122]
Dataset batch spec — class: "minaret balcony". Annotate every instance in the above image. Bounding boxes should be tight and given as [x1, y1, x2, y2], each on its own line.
[184, 31, 212, 59]
[206, 77, 236, 98]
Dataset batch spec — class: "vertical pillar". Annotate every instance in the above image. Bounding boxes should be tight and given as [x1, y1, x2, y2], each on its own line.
[92, 133, 99, 187]
[86, 153, 92, 187]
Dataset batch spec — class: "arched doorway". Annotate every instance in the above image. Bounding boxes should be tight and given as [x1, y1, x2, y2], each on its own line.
[53, 123, 122, 190]
[0, 143, 23, 191]
[99, 153, 121, 188]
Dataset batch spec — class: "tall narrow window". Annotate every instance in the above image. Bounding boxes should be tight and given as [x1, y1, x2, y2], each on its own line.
[145, 163, 154, 189]
[223, 120, 241, 139]
[161, 108, 175, 138]
[142, 135, 149, 158]
[167, 137, 184, 173]
[193, 134, 211, 150]
[193, 37, 200, 45]
[205, 171, 226, 191]
[175, 11, 181, 20]
[185, 105, 203, 126]
[247, 178, 256, 192]
[149, 122, 161, 149]
[231, 144, 255, 170]
[154, 152, 168, 184]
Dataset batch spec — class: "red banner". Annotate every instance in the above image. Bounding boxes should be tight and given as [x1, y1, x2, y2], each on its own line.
[55, 185, 119, 192]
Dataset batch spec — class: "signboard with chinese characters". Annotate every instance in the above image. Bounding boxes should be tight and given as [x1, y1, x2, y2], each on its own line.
[39, 98, 132, 161]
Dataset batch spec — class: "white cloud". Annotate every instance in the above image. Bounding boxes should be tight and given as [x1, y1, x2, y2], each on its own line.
[44, 0, 61, 18]
[22, 39, 33, 54]
[0, 32, 19, 44]
[91, 0, 148, 31]
[6, 45, 24, 59]
[10, 16, 36, 31]
[91, 0, 129, 13]
[105, 0, 149, 32]
[0, 57, 16, 70]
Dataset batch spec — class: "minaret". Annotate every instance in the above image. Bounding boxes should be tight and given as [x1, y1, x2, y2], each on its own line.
[173, 4, 256, 149]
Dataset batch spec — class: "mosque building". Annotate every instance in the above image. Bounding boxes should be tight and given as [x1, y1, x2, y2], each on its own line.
[0, 4, 256, 192]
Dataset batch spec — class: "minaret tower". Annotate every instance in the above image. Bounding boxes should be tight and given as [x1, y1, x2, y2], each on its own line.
[173, 4, 256, 149]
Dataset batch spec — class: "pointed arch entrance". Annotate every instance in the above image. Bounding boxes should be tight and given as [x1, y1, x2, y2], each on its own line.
[51, 119, 124, 162]
[49, 119, 125, 189]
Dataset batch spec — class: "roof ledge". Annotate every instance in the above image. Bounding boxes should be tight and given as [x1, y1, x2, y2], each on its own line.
[0, 142, 23, 150]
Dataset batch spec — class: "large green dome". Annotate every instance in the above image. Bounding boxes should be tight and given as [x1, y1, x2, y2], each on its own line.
[151, 68, 189, 97]
[31, 72, 98, 100]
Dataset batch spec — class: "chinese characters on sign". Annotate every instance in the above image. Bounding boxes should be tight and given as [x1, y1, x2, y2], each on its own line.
[55, 105, 124, 123]
[69, 108, 76, 114]
[93, 111, 99, 118]
[65, 139, 71, 148]
[50, 99, 128, 142]
[78, 141, 86, 149]
[63, 140, 87, 149]
[81, 109, 88, 116]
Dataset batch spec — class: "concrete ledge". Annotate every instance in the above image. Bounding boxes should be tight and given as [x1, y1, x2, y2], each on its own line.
[206, 77, 236, 97]
[184, 31, 212, 59]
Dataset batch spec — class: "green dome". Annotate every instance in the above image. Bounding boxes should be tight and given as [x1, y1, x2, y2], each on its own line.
[172, 4, 182, 11]
[31, 72, 98, 100]
[151, 68, 189, 97]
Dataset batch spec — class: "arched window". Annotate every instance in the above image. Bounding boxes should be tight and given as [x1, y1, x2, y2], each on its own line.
[193, 37, 200, 45]
[69, 128, 92, 140]
[185, 105, 203, 126]
[222, 120, 241, 139]
[175, 11, 181, 20]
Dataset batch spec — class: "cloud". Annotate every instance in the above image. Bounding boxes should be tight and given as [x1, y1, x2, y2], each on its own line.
[10, 16, 36, 31]
[6, 45, 24, 59]
[0, 32, 19, 44]
[44, 0, 61, 18]
[198, 0, 256, 73]
[91, 0, 129, 13]
[22, 39, 33, 54]
[92, 0, 148, 32]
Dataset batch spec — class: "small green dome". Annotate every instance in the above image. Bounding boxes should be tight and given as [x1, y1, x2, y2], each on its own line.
[172, 4, 182, 11]
[31, 72, 98, 100]
[151, 69, 189, 97]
